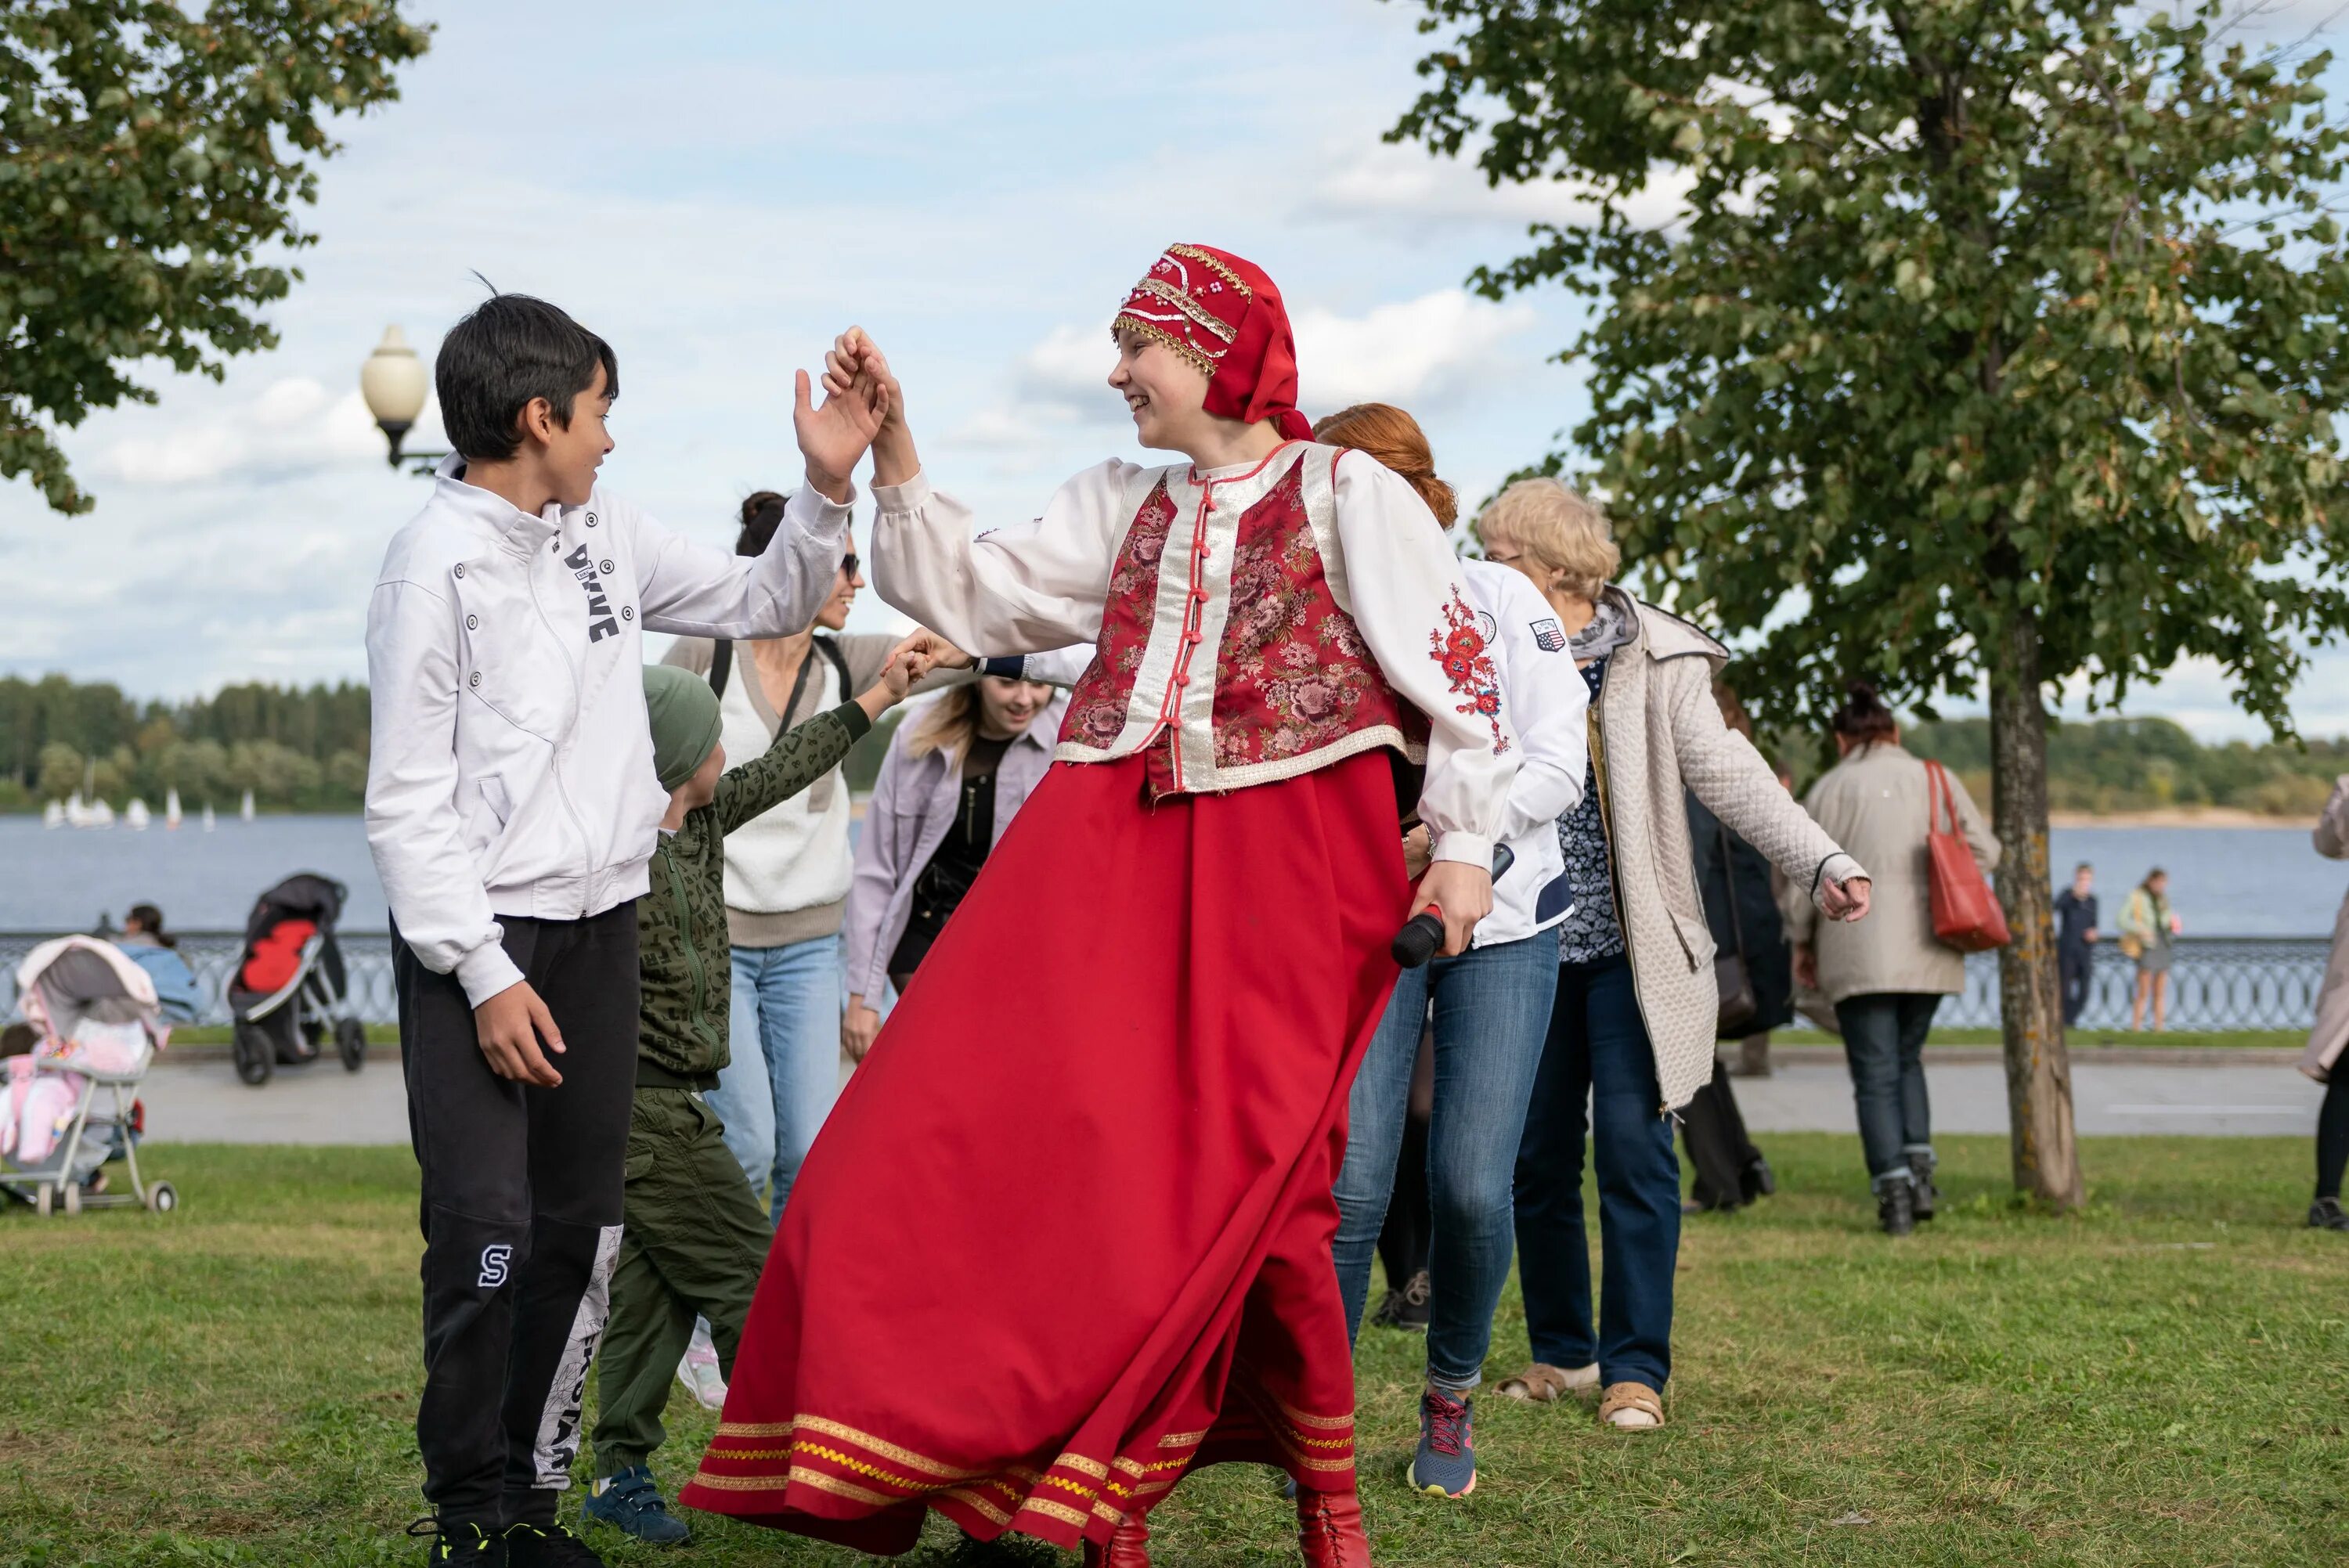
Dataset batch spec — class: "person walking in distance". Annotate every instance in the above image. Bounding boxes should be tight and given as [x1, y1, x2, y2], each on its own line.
[1480, 479, 1872, 1433]
[684, 248, 1518, 1568]
[2053, 863, 2100, 1027]
[1788, 683, 2000, 1235]
[1679, 683, 1795, 1213]
[2121, 869, 2183, 1031]
[365, 292, 879, 1566]
[1315, 403, 1589, 1505]
[2299, 776, 2349, 1231]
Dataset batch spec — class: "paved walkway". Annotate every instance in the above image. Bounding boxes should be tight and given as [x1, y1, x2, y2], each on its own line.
[134, 1051, 2327, 1144]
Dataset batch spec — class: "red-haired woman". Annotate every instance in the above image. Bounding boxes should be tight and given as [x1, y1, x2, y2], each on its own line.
[682, 247, 1518, 1567]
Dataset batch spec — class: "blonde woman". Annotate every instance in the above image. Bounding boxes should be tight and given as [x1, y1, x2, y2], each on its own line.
[1479, 478, 1872, 1431]
[840, 674, 1069, 1060]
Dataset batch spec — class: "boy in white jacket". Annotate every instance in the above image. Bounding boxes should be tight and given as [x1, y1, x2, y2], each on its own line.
[365, 292, 884, 1568]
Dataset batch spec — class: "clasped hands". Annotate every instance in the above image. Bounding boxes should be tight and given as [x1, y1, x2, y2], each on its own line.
[792, 326, 918, 503]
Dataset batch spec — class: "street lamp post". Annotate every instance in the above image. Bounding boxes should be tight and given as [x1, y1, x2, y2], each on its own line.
[360, 325, 449, 475]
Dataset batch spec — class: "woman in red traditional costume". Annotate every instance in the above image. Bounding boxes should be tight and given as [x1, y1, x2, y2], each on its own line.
[681, 244, 1517, 1567]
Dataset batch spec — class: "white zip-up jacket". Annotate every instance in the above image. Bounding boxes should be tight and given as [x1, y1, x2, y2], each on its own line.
[1458, 557, 1589, 946]
[366, 459, 850, 1007]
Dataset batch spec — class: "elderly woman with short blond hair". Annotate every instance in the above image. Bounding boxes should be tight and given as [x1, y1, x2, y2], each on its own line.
[1480, 478, 1873, 1432]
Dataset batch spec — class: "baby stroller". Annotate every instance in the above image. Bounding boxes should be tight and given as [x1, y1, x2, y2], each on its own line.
[2, 935, 176, 1217]
[229, 872, 368, 1087]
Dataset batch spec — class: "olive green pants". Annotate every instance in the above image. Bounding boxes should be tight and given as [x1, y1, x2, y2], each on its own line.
[590, 1087, 770, 1477]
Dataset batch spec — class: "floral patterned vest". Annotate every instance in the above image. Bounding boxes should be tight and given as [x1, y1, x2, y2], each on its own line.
[1059, 445, 1429, 799]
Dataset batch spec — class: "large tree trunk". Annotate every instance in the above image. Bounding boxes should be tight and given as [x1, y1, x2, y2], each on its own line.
[1987, 610, 2085, 1210]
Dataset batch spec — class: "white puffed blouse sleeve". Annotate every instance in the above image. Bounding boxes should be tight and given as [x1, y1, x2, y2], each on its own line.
[1328, 450, 1518, 870]
[870, 460, 1142, 658]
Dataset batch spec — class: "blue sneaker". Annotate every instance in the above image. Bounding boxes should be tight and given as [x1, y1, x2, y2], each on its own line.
[583, 1465, 690, 1545]
[1406, 1386, 1475, 1498]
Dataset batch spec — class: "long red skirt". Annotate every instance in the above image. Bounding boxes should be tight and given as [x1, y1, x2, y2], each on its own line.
[681, 749, 1409, 1555]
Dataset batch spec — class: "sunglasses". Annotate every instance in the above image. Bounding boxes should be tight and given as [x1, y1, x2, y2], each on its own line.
[839, 552, 861, 579]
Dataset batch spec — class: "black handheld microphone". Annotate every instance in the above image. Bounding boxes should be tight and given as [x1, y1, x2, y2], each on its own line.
[1391, 843, 1515, 968]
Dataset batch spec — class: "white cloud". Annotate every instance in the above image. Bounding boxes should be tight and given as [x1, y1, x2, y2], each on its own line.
[101, 377, 438, 486]
[970, 287, 1539, 445]
[1308, 138, 1695, 236]
[1294, 289, 1538, 410]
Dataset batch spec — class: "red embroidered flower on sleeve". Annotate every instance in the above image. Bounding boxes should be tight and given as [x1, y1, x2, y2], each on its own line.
[1428, 588, 1509, 753]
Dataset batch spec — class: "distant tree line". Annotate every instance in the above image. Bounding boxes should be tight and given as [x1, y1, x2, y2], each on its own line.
[0, 675, 370, 814]
[9, 673, 2343, 819]
[1765, 714, 2349, 819]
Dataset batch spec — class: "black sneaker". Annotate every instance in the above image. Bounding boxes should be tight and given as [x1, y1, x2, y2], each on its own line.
[1741, 1155, 1776, 1202]
[1370, 1270, 1433, 1331]
[503, 1522, 607, 1567]
[408, 1519, 505, 1565]
[1907, 1152, 1939, 1220]
[1877, 1180, 1916, 1237]
[2310, 1197, 2349, 1231]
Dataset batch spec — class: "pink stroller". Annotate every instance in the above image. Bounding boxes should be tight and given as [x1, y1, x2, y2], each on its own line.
[2, 935, 176, 1217]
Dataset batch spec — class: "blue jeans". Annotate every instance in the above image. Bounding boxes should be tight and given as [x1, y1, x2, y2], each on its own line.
[1332, 933, 1557, 1393]
[1833, 991, 1940, 1188]
[707, 935, 842, 1227]
[1512, 955, 1679, 1394]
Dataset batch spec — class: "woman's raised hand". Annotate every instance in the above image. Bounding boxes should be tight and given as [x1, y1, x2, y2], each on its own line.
[793, 349, 886, 503]
[824, 327, 919, 486]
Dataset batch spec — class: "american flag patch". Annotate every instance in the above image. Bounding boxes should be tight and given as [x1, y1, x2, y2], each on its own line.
[1532, 618, 1566, 652]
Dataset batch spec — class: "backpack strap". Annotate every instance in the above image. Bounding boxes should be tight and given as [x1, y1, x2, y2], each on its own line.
[816, 633, 853, 706]
[707, 639, 733, 701]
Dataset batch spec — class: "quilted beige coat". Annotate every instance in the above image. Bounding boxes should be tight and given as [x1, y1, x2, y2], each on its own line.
[2300, 777, 2349, 1083]
[1588, 591, 1864, 1112]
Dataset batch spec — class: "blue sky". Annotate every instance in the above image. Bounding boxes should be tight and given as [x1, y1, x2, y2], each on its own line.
[3, 0, 2345, 741]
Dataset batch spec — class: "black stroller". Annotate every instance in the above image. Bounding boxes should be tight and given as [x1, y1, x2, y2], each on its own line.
[228, 873, 368, 1087]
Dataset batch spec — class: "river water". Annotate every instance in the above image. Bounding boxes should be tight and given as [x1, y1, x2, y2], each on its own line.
[0, 816, 2342, 935]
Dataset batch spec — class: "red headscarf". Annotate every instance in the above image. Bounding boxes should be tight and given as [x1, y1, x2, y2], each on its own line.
[1113, 243, 1314, 443]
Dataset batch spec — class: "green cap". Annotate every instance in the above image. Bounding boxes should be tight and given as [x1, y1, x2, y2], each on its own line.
[643, 665, 723, 791]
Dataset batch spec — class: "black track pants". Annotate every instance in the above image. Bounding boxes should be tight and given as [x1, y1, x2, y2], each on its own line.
[393, 904, 639, 1529]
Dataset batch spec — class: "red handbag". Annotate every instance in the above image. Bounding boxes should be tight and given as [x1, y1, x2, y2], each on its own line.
[1925, 761, 2010, 951]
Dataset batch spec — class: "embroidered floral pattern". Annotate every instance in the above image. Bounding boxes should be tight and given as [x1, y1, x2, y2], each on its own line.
[1063, 478, 1176, 752]
[1428, 588, 1510, 754]
[1211, 464, 1409, 767]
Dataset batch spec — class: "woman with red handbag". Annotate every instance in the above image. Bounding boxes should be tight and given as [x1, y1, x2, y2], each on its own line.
[1788, 683, 2003, 1235]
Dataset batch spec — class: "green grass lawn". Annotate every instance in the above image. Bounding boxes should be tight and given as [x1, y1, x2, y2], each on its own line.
[4, 1136, 2345, 1567]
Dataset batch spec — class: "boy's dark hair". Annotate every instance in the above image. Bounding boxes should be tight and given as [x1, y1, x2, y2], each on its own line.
[1, 1022, 35, 1058]
[2076, 862, 2094, 876]
[435, 293, 619, 463]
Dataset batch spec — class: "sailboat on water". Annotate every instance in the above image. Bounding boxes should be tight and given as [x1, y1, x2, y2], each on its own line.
[240, 788, 256, 823]
[165, 788, 183, 830]
[201, 802, 216, 832]
[42, 799, 65, 829]
[124, 798, 151, 830]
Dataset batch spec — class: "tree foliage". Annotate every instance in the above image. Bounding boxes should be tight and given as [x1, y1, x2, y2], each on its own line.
[1, 0, 431, 513]
[0, 673, 371, 812]
[1392, 0, 2349, 734]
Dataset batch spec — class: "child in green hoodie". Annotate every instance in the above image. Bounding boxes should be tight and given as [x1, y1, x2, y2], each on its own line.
[586, 642, 932, 1546]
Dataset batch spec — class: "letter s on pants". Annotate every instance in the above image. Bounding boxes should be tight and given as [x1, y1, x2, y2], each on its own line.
[478, 1243, 513, 1289]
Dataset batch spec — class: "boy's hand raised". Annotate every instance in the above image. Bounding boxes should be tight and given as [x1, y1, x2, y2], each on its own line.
[795, 359, 886, 504]
[474, 980, 565, 1087]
